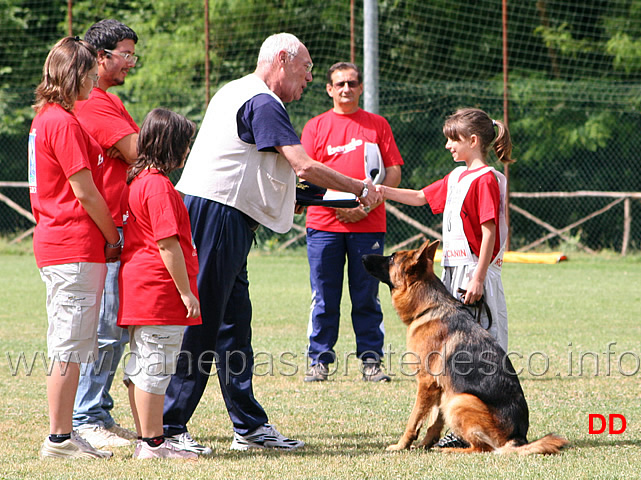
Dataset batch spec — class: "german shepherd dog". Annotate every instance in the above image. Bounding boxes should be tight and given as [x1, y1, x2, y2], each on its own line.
[362, 240, 568, 454]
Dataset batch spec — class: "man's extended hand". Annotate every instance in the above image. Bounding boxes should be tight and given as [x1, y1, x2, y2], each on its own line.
[359, 178, 382, 207]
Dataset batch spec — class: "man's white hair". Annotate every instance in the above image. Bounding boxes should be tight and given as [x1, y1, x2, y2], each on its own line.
[257, 33, 302, 66]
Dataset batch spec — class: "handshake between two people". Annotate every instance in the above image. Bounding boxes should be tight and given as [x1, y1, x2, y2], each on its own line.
[295, 177, 382, 215]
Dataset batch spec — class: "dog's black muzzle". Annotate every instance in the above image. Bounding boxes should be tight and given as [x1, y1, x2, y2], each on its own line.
[362, 254, 394, 289]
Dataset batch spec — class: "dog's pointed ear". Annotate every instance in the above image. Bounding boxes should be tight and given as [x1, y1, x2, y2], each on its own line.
[414, 239, 431, 261]
[407, 239, 436, 278]
[415, 239, 438, 263]
[426, 240, 440, 261]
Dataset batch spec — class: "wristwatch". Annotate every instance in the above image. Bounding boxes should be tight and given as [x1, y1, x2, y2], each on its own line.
[106, 233, 123, 249]
[359, 181, 369, 199]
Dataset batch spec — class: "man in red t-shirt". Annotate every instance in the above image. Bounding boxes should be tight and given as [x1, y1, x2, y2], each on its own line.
[301, 62, 404, 383]
[72, 19, 140, 449]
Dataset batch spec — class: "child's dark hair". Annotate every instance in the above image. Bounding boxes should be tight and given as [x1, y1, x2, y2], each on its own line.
[443, 108, 514, 165]
[127, 108, 196, 184]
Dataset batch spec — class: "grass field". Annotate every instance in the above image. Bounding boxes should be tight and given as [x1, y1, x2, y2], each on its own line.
[1, 246, 640, 479]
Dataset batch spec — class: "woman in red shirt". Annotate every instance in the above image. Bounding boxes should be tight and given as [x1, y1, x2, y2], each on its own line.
[30, 37, 121, 460]
[118, 108, 201, 460]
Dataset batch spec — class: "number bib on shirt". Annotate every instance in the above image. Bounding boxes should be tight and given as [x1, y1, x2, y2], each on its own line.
[441, 166, 507, 271]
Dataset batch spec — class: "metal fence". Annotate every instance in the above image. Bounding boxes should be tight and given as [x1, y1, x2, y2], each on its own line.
[2, 1, 641, 254]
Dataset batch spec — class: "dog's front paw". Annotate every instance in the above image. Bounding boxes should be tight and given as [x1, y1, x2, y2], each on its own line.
[386, 443, 408, 451]
[419, 437, 439, 450]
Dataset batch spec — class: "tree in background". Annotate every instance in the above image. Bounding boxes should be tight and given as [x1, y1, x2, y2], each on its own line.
[3, 0, 641, 249]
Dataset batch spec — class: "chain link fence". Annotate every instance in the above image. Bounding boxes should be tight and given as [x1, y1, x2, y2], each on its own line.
[2, 1, 640, 253]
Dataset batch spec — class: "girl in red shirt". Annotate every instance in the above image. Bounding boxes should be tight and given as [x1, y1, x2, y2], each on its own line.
[377, 108, 514, 350]
[118, 108, 201, 460]
[377, 107, 514, 450]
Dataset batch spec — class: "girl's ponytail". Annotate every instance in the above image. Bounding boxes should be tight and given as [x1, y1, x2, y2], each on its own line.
[493, 119, 514, 165]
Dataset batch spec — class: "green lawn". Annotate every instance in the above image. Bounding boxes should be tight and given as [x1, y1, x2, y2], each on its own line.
[1, 248, 640, 479]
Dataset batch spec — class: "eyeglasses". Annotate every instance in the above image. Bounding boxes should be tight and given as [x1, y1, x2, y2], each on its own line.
[87, 73, 100, 83]
[304, 62, 314, 74]
[104, 49, 138, 65]
[332, 80, 360, 89]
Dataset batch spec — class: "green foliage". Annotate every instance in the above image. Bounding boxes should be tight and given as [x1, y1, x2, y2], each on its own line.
[606, 32, 641, 73]
[3, 1, 641, 249]
[0, 1, 64, 138]
[70, 0, 207, 124]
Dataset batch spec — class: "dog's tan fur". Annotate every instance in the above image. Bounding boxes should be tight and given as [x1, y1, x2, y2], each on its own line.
[362, 240, 569, 454]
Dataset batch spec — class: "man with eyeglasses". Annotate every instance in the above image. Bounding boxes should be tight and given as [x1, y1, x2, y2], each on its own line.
[301, 62, 403, 383]
[72, 19, 140, 450]
[103, 49, 138, 66]
[163, 33, 382, 455]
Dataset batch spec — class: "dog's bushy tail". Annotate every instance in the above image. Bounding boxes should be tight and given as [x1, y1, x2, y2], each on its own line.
[498, 434, 569, 455]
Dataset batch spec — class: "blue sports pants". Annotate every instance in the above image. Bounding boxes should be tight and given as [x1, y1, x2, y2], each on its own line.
[306, 229, 385, 366]
[163, 197, 268, 436]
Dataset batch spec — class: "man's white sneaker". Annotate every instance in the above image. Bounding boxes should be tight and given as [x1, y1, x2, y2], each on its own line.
[230, 424, 304, 451]
[40, 431, 113, 459]
[134, 440, 198, 460]
[77, 424, 132, 448]
[166, 432, 212, 455]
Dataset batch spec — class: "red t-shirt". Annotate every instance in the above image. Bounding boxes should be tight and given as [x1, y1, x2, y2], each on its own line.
[75, 88, 139, 226]
[422, 167, 501, 259]
[29, 104, 107, 268]
[118, 169, 201, 326]
[301, 109, 404, 233]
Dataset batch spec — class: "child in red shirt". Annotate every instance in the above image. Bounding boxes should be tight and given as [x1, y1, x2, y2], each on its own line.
[377, 107, 514, 450]
[118, 108, 201, 460]
[378, 108, 514, 350]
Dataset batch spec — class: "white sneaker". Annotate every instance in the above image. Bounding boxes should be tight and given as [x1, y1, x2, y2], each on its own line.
[166, 432, 212, 455]
[134, 440, 198, 460]
[230, 424, 304, 451]
[77, 424, 131, 448]
[133, 439, 142, 458]
[40, 431, 113, 459]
